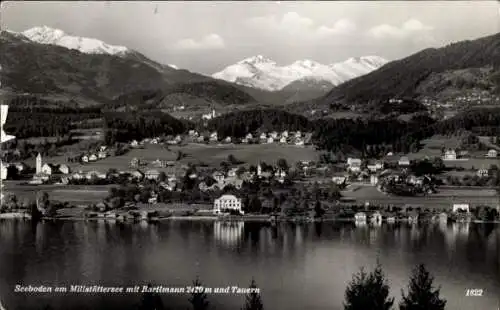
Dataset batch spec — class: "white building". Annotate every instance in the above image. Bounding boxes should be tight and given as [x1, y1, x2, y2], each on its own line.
[279, 136, 287, 144]
[398, 156, 410, 166]
[0, 160, 7, 180]
[487, 149, 498, 158]
[443, 149, 457, 160]
[370, 175, 379, 186]
[452, 203, 470, 213]
[267, 137, 274, 144]
[213, 194, 243, 214]
[355, 212, 367, 223]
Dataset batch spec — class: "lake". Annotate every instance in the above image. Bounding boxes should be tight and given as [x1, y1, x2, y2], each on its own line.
[0, 220, 499, 310]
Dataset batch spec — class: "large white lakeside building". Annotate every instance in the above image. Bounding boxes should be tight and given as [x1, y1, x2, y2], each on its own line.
[213, 194, 244, 215]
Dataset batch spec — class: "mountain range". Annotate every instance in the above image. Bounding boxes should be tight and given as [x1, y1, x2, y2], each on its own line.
[212, 55, 387, 91]
[1, 25, 498, 117]
[298, 31, 500, 115]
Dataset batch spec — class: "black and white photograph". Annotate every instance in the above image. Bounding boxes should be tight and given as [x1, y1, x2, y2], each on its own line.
[0, 1, 500, 309]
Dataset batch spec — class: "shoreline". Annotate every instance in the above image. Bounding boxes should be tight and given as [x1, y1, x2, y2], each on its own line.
[1, 213, 500, 224]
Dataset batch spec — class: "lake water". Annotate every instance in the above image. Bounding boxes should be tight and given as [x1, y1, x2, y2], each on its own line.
[0, 220, 499, 310]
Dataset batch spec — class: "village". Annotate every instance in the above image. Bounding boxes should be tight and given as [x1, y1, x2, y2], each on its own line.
[1, 126, 500, 224]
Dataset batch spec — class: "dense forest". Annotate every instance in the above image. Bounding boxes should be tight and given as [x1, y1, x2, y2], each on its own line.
[313, 115, 436, 154]
[103, 111, 192, 144]
[205, 109, 314, 138]
[315, 32, 500, 107]
[4, 107, 102, 138]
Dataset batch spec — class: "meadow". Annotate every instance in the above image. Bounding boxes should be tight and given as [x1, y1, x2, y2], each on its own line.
[341, 186, 499, 209]
[41, 143, 320, 172]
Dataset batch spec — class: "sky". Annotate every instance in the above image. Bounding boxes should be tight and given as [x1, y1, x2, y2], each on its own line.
[1, 1, 499, 74]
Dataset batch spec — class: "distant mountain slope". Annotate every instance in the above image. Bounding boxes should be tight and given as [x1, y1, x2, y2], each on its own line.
[22, 26, 130, 56]
[314, 32, 500, 108]
[109, 81, 258, 112]
[212, 55, 387, 91]
[0, 28, 261, 110]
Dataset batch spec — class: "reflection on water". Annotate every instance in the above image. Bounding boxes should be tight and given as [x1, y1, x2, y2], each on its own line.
[0, 220, 499, 310]
[214, 221, 244, 246]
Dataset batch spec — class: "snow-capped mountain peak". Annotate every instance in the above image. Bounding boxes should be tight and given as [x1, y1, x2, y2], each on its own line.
[291, 59, 322, 68]
[238, 55, 276, 66]
[212, 55, 389, 91]
[20, 25, 130, 56]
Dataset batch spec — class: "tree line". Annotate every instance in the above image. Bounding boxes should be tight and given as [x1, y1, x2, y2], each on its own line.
[133, 263, 445, 310]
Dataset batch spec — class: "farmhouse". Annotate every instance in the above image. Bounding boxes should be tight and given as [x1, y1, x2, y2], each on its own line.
[81, 155, 89, 163]
[332, 175, 347, 185]
[443, 149, 457, 160]
[354, 212, 367, 223]
[41, 163, 56, 175]
[152, 159, 168, 168]
[59, 164, 70, 175]
[224, 136, 232, 143]
[347, 158, 362, 172]
[213, 194, 243, 214]
[279, 136, 287, 144]
[452, 203, 470, 213]
[71, 172, 84, 180]
[86, 171, 106, 179]
[145, 169, 161, 180]
[487, 149, 498, 158]
[88, 154, 98, 162]
[398, 156, 410, 167]
[476, 169, 489, 177]
[130, 158, 139, 168]
[212, 171, 225, 183]
[267, 137, 274, 144]
[295, 138, 304, 146]
[98, 151, 107, 159]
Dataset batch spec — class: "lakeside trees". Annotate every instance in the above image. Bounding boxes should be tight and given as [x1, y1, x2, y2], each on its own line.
[400, 264, 446, 310]
[343, 263, 446, 310]
[344, 264, 394, 310]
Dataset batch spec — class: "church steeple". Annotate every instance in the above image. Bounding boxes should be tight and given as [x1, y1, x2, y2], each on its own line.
[36, 153, 42, 175]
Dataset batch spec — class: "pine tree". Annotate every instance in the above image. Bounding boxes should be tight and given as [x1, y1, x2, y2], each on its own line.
[399, 264, 446, 310]
[188, 277, 209, 310]
[343, 264, 394, 310]
[241, 279, 263, 310]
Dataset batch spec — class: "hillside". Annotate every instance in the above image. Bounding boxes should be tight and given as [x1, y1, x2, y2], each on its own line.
[0, 30, 259, 110]
[108, 81, 259, 112]
[312, 32, 500, 110]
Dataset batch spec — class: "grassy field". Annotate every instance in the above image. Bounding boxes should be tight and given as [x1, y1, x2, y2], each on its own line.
[443, 158, 499, 170]
[40, 143, 320, 172]
[3, 184, 112, 204]
[406, 134, 464, 159]
[172, 143, 319, 166]
[341, 186, 499, 209]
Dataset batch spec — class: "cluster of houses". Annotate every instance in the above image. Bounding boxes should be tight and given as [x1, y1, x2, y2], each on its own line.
[79, 146, 109, 163]
[353, 203, 475, 226]
[129, 130, 314, 148]
[441, 148, 497, 160]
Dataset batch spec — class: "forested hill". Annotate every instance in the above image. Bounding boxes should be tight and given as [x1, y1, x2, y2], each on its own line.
[205, 109, 314, 138]
[107, 81, 258, 111]
[312, 32, 500, 108]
